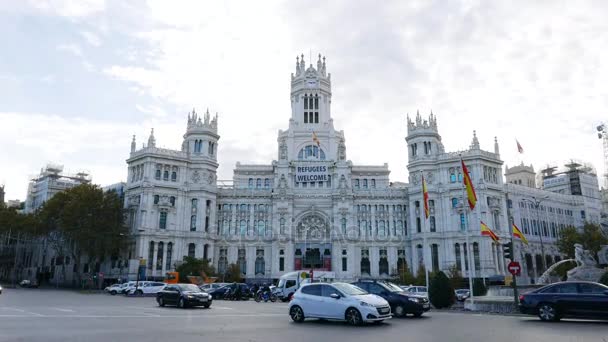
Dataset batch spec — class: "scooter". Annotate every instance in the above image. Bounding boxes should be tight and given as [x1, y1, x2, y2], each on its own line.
[255, 290, 277, 303]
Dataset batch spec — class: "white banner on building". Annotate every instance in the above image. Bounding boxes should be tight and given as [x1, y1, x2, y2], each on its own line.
[295, 164, 329, 183]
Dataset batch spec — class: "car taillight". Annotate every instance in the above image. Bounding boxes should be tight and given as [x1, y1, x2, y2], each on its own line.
[518, 295, 525, 302]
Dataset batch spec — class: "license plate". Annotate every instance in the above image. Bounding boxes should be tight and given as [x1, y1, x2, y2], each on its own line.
[423, 303, 430, 308]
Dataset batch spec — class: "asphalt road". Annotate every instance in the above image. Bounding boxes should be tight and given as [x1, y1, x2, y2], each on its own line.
[0, 287, 606, 342]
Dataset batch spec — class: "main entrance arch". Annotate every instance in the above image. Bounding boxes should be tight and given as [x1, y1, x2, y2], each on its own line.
[293, 213, 332, 271]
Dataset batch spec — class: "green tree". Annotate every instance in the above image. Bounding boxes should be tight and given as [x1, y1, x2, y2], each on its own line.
[557, 224, 608, 262]
[428, 271, 455, 308]
[392, 262, 415, 285]
[38, 184, 128, 286]
[472, 278, 487, 296]
[175, 257, 216, 282]
[223, 263, 242, 283]
[414, 264, 427, 286]
[446, 264, 464, 290]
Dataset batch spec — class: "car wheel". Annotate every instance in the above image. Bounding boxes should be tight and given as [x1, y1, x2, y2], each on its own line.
[538, 303, 559, 322]
[413, 312, 423, 318]
[203, 303, 211, 309]
[158, 297, 165, 307]
[110, 290, 117, 295]
[290, 305, 305, 323]
[178, 298, 187, 308]
[135, 290, 143, 295]
[345, 308, 362, 326]
[394, 305, 405, 318]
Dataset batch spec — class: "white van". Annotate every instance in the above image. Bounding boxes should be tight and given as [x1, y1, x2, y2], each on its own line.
[276, 271, 335, 301]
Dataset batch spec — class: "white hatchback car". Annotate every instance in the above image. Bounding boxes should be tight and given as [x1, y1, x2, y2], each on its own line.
[288, 282, 391, 325]
[129, 282, 167, 295]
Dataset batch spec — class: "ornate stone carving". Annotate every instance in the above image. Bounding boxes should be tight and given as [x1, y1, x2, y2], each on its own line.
[296, 215, 329, 240]
[279, 138, 288, 160]
[207, 172, 216, 185]
[191, 170, 201, 183]
[426, 171, 434, 184]
[338, 137, 346, 161]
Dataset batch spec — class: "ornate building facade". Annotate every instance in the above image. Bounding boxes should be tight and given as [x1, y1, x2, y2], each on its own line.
[123, 55, 603, 284]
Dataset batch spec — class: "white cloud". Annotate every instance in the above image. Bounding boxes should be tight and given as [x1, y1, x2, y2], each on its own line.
[56, 43, 83, 57]
[25, 0, 105, 18]
[80, 31, 102, 46]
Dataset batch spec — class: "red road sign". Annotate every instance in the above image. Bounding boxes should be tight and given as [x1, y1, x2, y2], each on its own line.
[507, 261, 521, 276]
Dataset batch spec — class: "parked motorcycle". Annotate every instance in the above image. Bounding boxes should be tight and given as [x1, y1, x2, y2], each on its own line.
[255, 290, 277, 303]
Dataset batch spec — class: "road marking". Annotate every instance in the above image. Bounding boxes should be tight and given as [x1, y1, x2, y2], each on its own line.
[1, 307, 44, 316]
[211, 306, 234, 310]
[52, 308, 75, 313]
[0, 313, 286, 319]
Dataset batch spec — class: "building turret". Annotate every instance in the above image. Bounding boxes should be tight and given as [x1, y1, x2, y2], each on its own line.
[494, 136, 500, 155]
[182, 108, 220, 161]
[289, 53, 332, 130]
[406, 111, 443, 162]
[131, 135, 136, 153]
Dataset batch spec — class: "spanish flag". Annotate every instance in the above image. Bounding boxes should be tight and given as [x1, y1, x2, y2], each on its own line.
[461, 159, 477, 210]
[481, 221, 499, 242]
[312, 131, 320, 147]
[422, 174, 430, 219]
[512, 224, 528, 245]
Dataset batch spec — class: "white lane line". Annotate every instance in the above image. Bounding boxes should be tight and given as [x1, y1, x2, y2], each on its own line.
[210, 306, 234, 310]
[0, 313, 285, 319]
[1, 307, 44, 316]
[52, 308, 75, 313]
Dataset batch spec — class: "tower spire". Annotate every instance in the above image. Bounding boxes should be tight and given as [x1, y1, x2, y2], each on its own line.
[131, 134, 136, 152]
[148, 128, 156, 148]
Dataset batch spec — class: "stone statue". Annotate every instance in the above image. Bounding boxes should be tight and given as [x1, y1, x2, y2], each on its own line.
[279, 138, 287, 160]
[574, 243, 597, 267]
[566, 243, 605, 282]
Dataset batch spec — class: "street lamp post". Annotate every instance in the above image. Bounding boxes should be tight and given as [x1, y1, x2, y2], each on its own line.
[523, 195, 549, 273]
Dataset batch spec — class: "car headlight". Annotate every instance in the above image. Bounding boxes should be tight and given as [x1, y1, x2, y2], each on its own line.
[359, 301, 374, 307]
[408, 297, 421, 303]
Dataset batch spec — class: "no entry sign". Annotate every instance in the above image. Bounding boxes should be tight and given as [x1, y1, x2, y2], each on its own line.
[508, 261, 521, 276]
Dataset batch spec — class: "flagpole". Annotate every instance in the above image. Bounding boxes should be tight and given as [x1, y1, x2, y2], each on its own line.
[420, 170, 430, 292]
[460, 154, 475, 305]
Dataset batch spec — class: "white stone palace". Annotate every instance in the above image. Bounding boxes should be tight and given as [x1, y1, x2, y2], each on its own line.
[123, 54, 603, 284]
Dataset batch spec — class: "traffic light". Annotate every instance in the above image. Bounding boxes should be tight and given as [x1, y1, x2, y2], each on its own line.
[503, 242, 513, 260]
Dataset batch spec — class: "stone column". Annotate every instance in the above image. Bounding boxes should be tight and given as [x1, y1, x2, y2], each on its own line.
[161, 243, 168, 276]
[151, 244, 158, 278]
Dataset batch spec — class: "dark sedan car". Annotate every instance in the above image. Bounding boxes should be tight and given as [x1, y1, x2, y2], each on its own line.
[519, 281, 608, 321]
[208, 283, 250, 299]
[156, 283, 212, 308]
[352, 280, 431, 317]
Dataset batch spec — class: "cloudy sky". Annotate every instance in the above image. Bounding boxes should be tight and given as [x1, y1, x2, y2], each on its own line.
[1, 0, 606, 200]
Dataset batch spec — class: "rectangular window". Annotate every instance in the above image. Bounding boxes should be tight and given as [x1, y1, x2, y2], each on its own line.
[314, 112, 319, 123]
[159, 212, 167, 229]
[190, 215, 196, 231]
[342, 257, 347, 272]
[314, 97, 319, 109]
[279, 257, 284, 272]
[304, 112, 308, 123]
[205, 216, 209, 233]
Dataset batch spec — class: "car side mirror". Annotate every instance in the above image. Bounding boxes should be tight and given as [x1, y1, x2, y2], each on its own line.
[330, 293, 340, 299]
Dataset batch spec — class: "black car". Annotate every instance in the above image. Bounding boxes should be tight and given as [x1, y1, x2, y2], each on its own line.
[519, 281, 608, 321]
[156, 283, 212, 308]
[352, 280, 431, 317]
[208, 283, 250, 300]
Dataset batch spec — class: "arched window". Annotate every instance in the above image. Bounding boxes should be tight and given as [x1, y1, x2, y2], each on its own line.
[154, 195, 159, 204]
[473, 242, 480, 272]
[280, 218, 286, 234]
[155, 169, 161, 180]
[240, 220, 247, 235]
[416, 218, 421, 233]
[455, 243, 462, 271]
[430, 216, 436, 232]
[156, 242, 164, 270]
[264, 178, 270, 188]
[355, 179, 360, 188]
[188, 243, 195, 258]
[170, 196, 176, 206]
[360, 250, 370, 275]
[238, 249, 246, 275]
[371, 179, 376, 188]
[379, 249, 389, 276]
[378, 220, 386, 236]
[255, 249, 265, 275]
[190, 215, 196, 231]
[363, 179, 368, 189]
[257, 220, 265, 236]
[297, 145, 326, 160]
[341, 218, 347, 234]
[452, 198, 458, 208]
[148, 241, 155, 269]
[166, 242, 172, 270]
[163, 170, 169, 181]
[460, 213, 466, 231]
[171, 171, 177, 182]
[248, 178, 253, 188]
[396, 220, 404, 236]
[256, 178, 262, 188]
